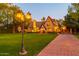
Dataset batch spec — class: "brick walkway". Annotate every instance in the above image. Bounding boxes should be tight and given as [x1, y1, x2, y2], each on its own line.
[38, 34, 79, 56]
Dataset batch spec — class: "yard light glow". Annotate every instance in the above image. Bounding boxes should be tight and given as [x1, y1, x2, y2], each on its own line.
[15, 13, 24, 22]
[26, 12, 31, 20]
[16, 13, 22, 18]
[62, 26, 66, 30]
[54, 26, 58, 32]
[15, 10, 27, 55]
[26, 15, 31, 19]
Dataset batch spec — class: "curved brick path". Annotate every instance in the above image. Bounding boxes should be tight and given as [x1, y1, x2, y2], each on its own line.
[38, 34, 79, 56]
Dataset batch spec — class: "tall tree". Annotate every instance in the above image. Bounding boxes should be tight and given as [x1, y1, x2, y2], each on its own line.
[64, 3, 79, 33]
[9, 4, 21, 33]
[41, 17, 45, 22]
[0, 3, 23, 33]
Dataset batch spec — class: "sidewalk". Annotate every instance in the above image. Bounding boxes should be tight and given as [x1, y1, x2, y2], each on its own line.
[38, 34, 79, 56]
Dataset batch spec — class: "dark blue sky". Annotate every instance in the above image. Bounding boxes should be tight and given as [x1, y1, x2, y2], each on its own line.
[15, 3, 71, 21]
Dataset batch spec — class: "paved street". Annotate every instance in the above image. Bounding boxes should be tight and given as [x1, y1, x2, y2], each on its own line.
[38, 34, 79, 56]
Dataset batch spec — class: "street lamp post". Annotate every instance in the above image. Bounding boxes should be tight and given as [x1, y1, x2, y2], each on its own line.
[19, 21, 27, 55]
[15, 10, 27, 55]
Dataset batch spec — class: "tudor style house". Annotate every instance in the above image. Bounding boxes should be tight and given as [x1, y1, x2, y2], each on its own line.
[27, 16, 61, 33]
[15, 12, 67, 33]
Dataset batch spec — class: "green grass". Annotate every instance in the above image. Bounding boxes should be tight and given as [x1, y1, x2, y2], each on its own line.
[0, 33, 57, 56]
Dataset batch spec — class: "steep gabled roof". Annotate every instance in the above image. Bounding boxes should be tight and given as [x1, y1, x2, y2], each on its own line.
[36, 22, 42, 28]
[47, 16, 55, 21]
[26, 11, 31, 15]
[28, 16, 59, 30]
[39, 23, 47, 30]
[47, 16, 60, 26]
[28, 21, 43, 29]
[39, 21, 46, 29]
[41, 16, 55, 25]
[47, 16, 54, 20]
[39, 16, 56, 29]
[28, 22, 33, 29]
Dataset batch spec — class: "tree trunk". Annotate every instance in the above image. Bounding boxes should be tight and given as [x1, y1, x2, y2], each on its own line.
[12, 25, 16, 33]
[70, 28, 73, 34]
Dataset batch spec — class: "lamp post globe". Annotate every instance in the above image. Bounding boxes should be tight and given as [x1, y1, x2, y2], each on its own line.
[15, 10, 27, 55]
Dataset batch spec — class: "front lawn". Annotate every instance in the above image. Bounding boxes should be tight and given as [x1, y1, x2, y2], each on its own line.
[0, 33, 57, 56]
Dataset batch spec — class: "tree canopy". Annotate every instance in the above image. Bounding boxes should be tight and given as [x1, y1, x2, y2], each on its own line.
[64, 3, 79, 33]
[0, 3, 24, 33]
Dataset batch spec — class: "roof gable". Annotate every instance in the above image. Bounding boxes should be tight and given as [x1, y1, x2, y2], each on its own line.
[27, 16, 59, 30]
[28, 22, 33, 29]
[39, 23, 46, 30]
[36, 22, 42, 28]
[43, 16, 55, 25]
